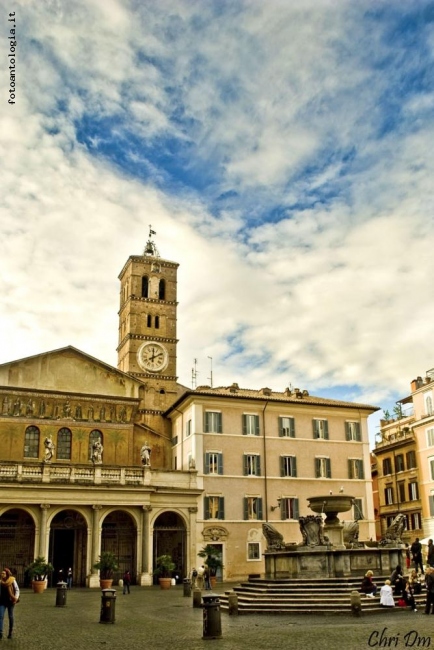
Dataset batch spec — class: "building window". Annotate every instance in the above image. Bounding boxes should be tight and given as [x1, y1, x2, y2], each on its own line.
[348, 459, 364, 479]
[158, 279, 166, 300]
[89, 430, 103, 460]
[247, 542, 261, 560]
[204, 452, 223, 475]
[398, 482, 406, 503]
[406, 450, 417, 469]
[24, 425, 40, 458]
[426, 394, 433, 416]
[204, 411, 222, 433]
[141, 276, 149, 298]
[430, 458, 434, 481]
[57, 427, 72, 460]
[313, 419, 329, 439]
[244, 454, 261, 476]
[382, 458, 392, 475]
[345, 421, 361, 441]
[385, 487, 394, 505]
[155, 315, 160, 329]
[315, 457, 331, 478]
[244, 497, 263, 520]
[353, 498, 364, 520]
[408, 482, 419, 501]
[186, 419, 192, 437]
[427, 428, 434, 447]
[280, 497, 299, 520]
[243, 414, 260, 436]
[430, 495, 434, 517]
[147, 314, 152, 327]
[281, 455, 297, 477]
[279, 416, 295, 437]
[395, 454, 405, 472]
[409, 512, 421, 530]
[204, 496, 224, 520]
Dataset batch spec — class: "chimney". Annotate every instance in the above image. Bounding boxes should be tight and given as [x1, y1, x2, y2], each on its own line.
[260, 387, 272, 396]
[410, 379, 418, 392]
[284, 387, 292, 397]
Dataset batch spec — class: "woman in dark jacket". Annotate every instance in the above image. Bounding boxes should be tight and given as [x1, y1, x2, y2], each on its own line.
[390, 565, 405, 596]
[360, 570, 377, 597]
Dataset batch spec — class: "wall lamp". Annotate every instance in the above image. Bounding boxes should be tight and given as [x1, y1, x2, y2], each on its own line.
[270, 497, 282, 511]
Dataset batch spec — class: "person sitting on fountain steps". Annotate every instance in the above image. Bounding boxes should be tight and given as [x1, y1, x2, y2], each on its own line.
[360, 570, 377, 597]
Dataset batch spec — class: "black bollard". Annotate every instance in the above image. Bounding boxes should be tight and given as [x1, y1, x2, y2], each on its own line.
[55, 581, 67, 607]
[202, 593, 222, 640]
[100, 588, 116, 624]
[183, 578, 191, 597]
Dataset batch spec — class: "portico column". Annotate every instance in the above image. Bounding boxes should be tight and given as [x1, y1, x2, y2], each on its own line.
[39, 504, 51, 557]
[88, 505, 102, 588]
[140, 505, 152, 586]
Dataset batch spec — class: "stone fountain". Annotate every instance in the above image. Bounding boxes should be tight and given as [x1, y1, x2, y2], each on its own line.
[262, 496, 405, 579]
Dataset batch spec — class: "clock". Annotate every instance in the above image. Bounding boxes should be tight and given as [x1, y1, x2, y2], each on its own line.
[137, 341, 169, 373]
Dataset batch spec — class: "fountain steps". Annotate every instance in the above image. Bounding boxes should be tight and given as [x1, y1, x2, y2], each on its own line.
[219, 578, 426, 615]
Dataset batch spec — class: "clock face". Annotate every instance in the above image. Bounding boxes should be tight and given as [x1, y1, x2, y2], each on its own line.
[137, 342, 169, 373]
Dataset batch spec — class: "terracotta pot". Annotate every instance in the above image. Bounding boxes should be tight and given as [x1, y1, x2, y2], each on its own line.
[32, 580, 47, 593]
[159, 577, 172, 589]
[100, 579, 114, 590]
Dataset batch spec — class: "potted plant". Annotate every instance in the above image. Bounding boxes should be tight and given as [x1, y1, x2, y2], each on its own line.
[198, 545, 223, 587]
[26, 556, 54, 593]
[93, 551, 119, 589]
[154, 554, 176, 589]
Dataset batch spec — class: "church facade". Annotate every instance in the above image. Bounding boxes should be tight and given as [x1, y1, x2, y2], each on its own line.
[0, 235, 378, 586]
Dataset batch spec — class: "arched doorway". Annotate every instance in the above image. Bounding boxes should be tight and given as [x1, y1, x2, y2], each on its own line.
[101, 511, 137, 584]
[0, 509, 35, 586]
[153, 512, 186, 584]
[48, 510, 88, 587]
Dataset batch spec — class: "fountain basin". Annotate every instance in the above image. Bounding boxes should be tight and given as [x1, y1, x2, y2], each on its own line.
[307, 495, 354, 524]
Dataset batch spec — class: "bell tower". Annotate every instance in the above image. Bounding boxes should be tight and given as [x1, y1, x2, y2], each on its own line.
[117, 228, 179, 412]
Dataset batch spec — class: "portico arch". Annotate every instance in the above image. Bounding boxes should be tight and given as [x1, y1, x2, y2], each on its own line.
[153, 511, 187, 583]
[101, 510, 137, 584]
[0, 508, 36, 585]
[48, 509, 88, 587]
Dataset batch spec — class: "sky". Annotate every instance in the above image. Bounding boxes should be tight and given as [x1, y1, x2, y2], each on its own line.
[2, 0, 434, 446]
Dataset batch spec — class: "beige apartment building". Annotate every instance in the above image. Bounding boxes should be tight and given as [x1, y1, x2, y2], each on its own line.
[167, 385, 378, 581]
[0, 234, 378, 585]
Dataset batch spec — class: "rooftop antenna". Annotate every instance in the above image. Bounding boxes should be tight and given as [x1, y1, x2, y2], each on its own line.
[144, 224, 160, 257]
[192, 358, 198, 389]
[208, 356, 213, 388]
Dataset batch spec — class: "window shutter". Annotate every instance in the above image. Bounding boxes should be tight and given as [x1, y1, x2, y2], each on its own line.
[278, 417, 283, 437]
[355, 423, 361, 441]
[242, 414, 247, 435]
[204, 453, 210, 475]
[292, 456, 297, 477]
[358, 460, 364, 479]
[243, 455, 249, 475]
[281, 498, 288, 520]
[217, 413, 222, 433]
[326, 458, 332, 478]
[257, 498, 263, 520]
[204, 412, 209, 433]
[243, 498, 248, 520]
[256, 456, 261, 476]
[204, 497, 210, 520]
[348, 459, 354, 479]
[430, 495, 434, 517]
[293, 498, 299, 520]
[255, 415, 260, 436]
[289, 417, 295, 438]
[218, 497, 225, 520]
[315, 458, 321, 478]
[324, 420, 329, 440]
[313, 420, 318, 439]
[280, 456, 285, 477]
[345, 422, 351, 441]
[218, 453, 223, 475]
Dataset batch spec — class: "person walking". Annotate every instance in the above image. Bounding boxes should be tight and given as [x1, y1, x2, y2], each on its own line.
[427, 539, 434, 568]
[190, 567, 198, 589]
[122, 570, 131, 595]
[0, 568, 20, 639]
[411, 537, 424, 574]
[204, 565, 211, 591]
[66, 568, 73, 589]
[197, 566, 205, 590]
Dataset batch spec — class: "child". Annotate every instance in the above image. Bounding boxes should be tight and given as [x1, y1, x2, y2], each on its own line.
[380, 580, 395, 607]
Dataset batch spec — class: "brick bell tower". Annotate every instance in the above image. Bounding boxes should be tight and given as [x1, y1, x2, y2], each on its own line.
[117, 228, 179, 419]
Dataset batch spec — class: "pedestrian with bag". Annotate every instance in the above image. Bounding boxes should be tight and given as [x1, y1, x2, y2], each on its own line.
[0, 568, 20, 639]
[122, 570, 131, 595]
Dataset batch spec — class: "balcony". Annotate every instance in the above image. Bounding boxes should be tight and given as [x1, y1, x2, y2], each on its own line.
[375, 427, 415, 449]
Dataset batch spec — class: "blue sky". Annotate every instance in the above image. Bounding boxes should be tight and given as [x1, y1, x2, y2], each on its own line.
[2, 0, 434, 445]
